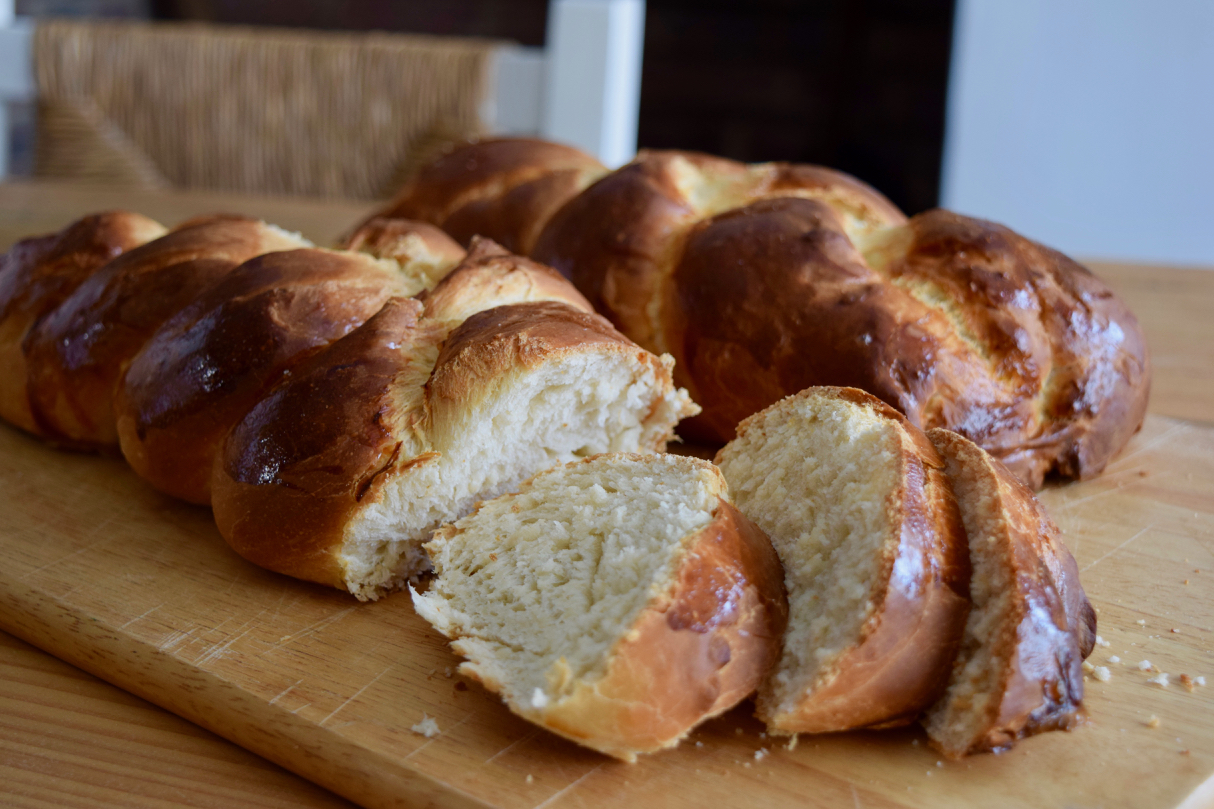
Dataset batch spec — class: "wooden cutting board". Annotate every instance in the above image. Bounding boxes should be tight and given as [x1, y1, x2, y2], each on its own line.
[1, 414, 1212, 809]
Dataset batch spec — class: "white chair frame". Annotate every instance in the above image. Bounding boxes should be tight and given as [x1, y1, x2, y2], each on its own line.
[0, 0, 645, 179]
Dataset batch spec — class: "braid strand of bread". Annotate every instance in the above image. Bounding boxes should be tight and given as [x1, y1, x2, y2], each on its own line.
[375, 138, 1151, 488]
[0, 211, 698, 599]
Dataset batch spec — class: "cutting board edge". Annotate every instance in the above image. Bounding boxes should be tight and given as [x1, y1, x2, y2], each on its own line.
[0, 570, 493, 809]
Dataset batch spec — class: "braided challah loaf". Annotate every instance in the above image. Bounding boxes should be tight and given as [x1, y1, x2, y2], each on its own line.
[375, 139, 1151, 488]
[714, 386, 1093, 753]
[116, 220, 465, 505]
[23, 214, 310, 449]
[0, 211, 167, 437]
[0, 212, 697, 598]
[214, 238, 696, 598]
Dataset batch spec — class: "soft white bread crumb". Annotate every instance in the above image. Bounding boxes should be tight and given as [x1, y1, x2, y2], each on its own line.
[411, 714, 440, 738]
[717, 387, 968, 734]
[341, 345, 695, 598]
[412, 452, 786, 761]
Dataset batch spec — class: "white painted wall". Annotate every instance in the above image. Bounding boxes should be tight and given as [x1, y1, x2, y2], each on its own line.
[942, 0, 1214, 266]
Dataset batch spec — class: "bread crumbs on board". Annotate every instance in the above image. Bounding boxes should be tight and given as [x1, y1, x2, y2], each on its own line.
[411, 713, 440, 738]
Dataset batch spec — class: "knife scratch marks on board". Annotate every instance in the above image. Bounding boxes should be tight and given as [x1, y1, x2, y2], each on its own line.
[485, 728, 541, 763]
[269, 679, 304, 705]
[1081, 525, 1154, 573]
[118, 604, 163, 629]
[195, 625, 256, 667]
[265, 608, 356, 653]
[533, 763, 605, 809]
[270, 588, 299, 617]
[158, 627, 196, 651]
[218, 573, 247, 597]
[1108, 422, 1187, 468]
[18, 516, 117, 580]
[1052, 483, 1123, 513]
[319, 663, 395, 726]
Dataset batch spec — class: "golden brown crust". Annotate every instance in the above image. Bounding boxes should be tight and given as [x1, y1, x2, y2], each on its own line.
[926, 428, 1095, 757]
[874, 211, 1151, 487]
[393, 140, 1148, 487]
[765, 163, 909, 229]
[22, 216, 304, 449]
[212, 269, 684, 594]
[428, 300, 636, 403]
[116, 248, 409, 505]
[667, 198, 1004, 444]
[212, 297, 428, 588]
[371, 138, 607, 252]
[340, 216, 466, 276]
[440, 166, 608, 255]
[735, 387, 971, 734]
[422, 237, 593, 324]
[519, 496, 788, 761]
[0, 211, 166, 435]
[533, 150, 749, 352]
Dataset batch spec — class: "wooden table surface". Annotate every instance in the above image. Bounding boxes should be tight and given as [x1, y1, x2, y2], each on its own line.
[1, 179, 1213, 809]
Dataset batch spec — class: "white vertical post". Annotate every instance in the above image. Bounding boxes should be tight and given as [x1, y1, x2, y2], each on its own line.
[0, 0, 14, 179]
[543, 0, 644, 168]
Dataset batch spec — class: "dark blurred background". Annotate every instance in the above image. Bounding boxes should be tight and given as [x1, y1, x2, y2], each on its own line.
[18, 0, 955, 215]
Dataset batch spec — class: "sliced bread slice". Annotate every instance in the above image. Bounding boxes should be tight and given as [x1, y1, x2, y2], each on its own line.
[923, 428, 1096, 757]
[715, 387, 971, 734]
[411, 452, 788, 761]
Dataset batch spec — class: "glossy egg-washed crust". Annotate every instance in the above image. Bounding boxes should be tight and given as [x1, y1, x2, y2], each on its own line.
[0, 211, 167, 436]
[926, 428, 1096, 757]
[213, 296, 429, 586]
[211, 241, 676, 593]
[375, 138, 1151, 489]
[114, 220, 464, 506]
[21, 215, 306, 450]
[426, 458, 789, 762]
[376, 137, 608, 255]
[720, 387, 972, 733]
[115, 243, 460, 506]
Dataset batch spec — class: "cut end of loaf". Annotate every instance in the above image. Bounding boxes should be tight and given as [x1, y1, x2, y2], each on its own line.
[922, 432, 1019, 756]
[717, 387, 970, 735]
[338, 341, 696, 600]
[412, 452, 784, 760]
[924, 428, 1091, 757]
[416, 453, 721, 698]
[718, 389, 904, 727]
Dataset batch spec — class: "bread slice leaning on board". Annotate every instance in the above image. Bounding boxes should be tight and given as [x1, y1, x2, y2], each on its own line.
[715, 386, 972, 734]
[412, 452, 788, 762]
[0, 212, 698, 600]
[924, 428, 1096, 757]
[714, 387, 1094, 752]
[374, 137, 1152, 489]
